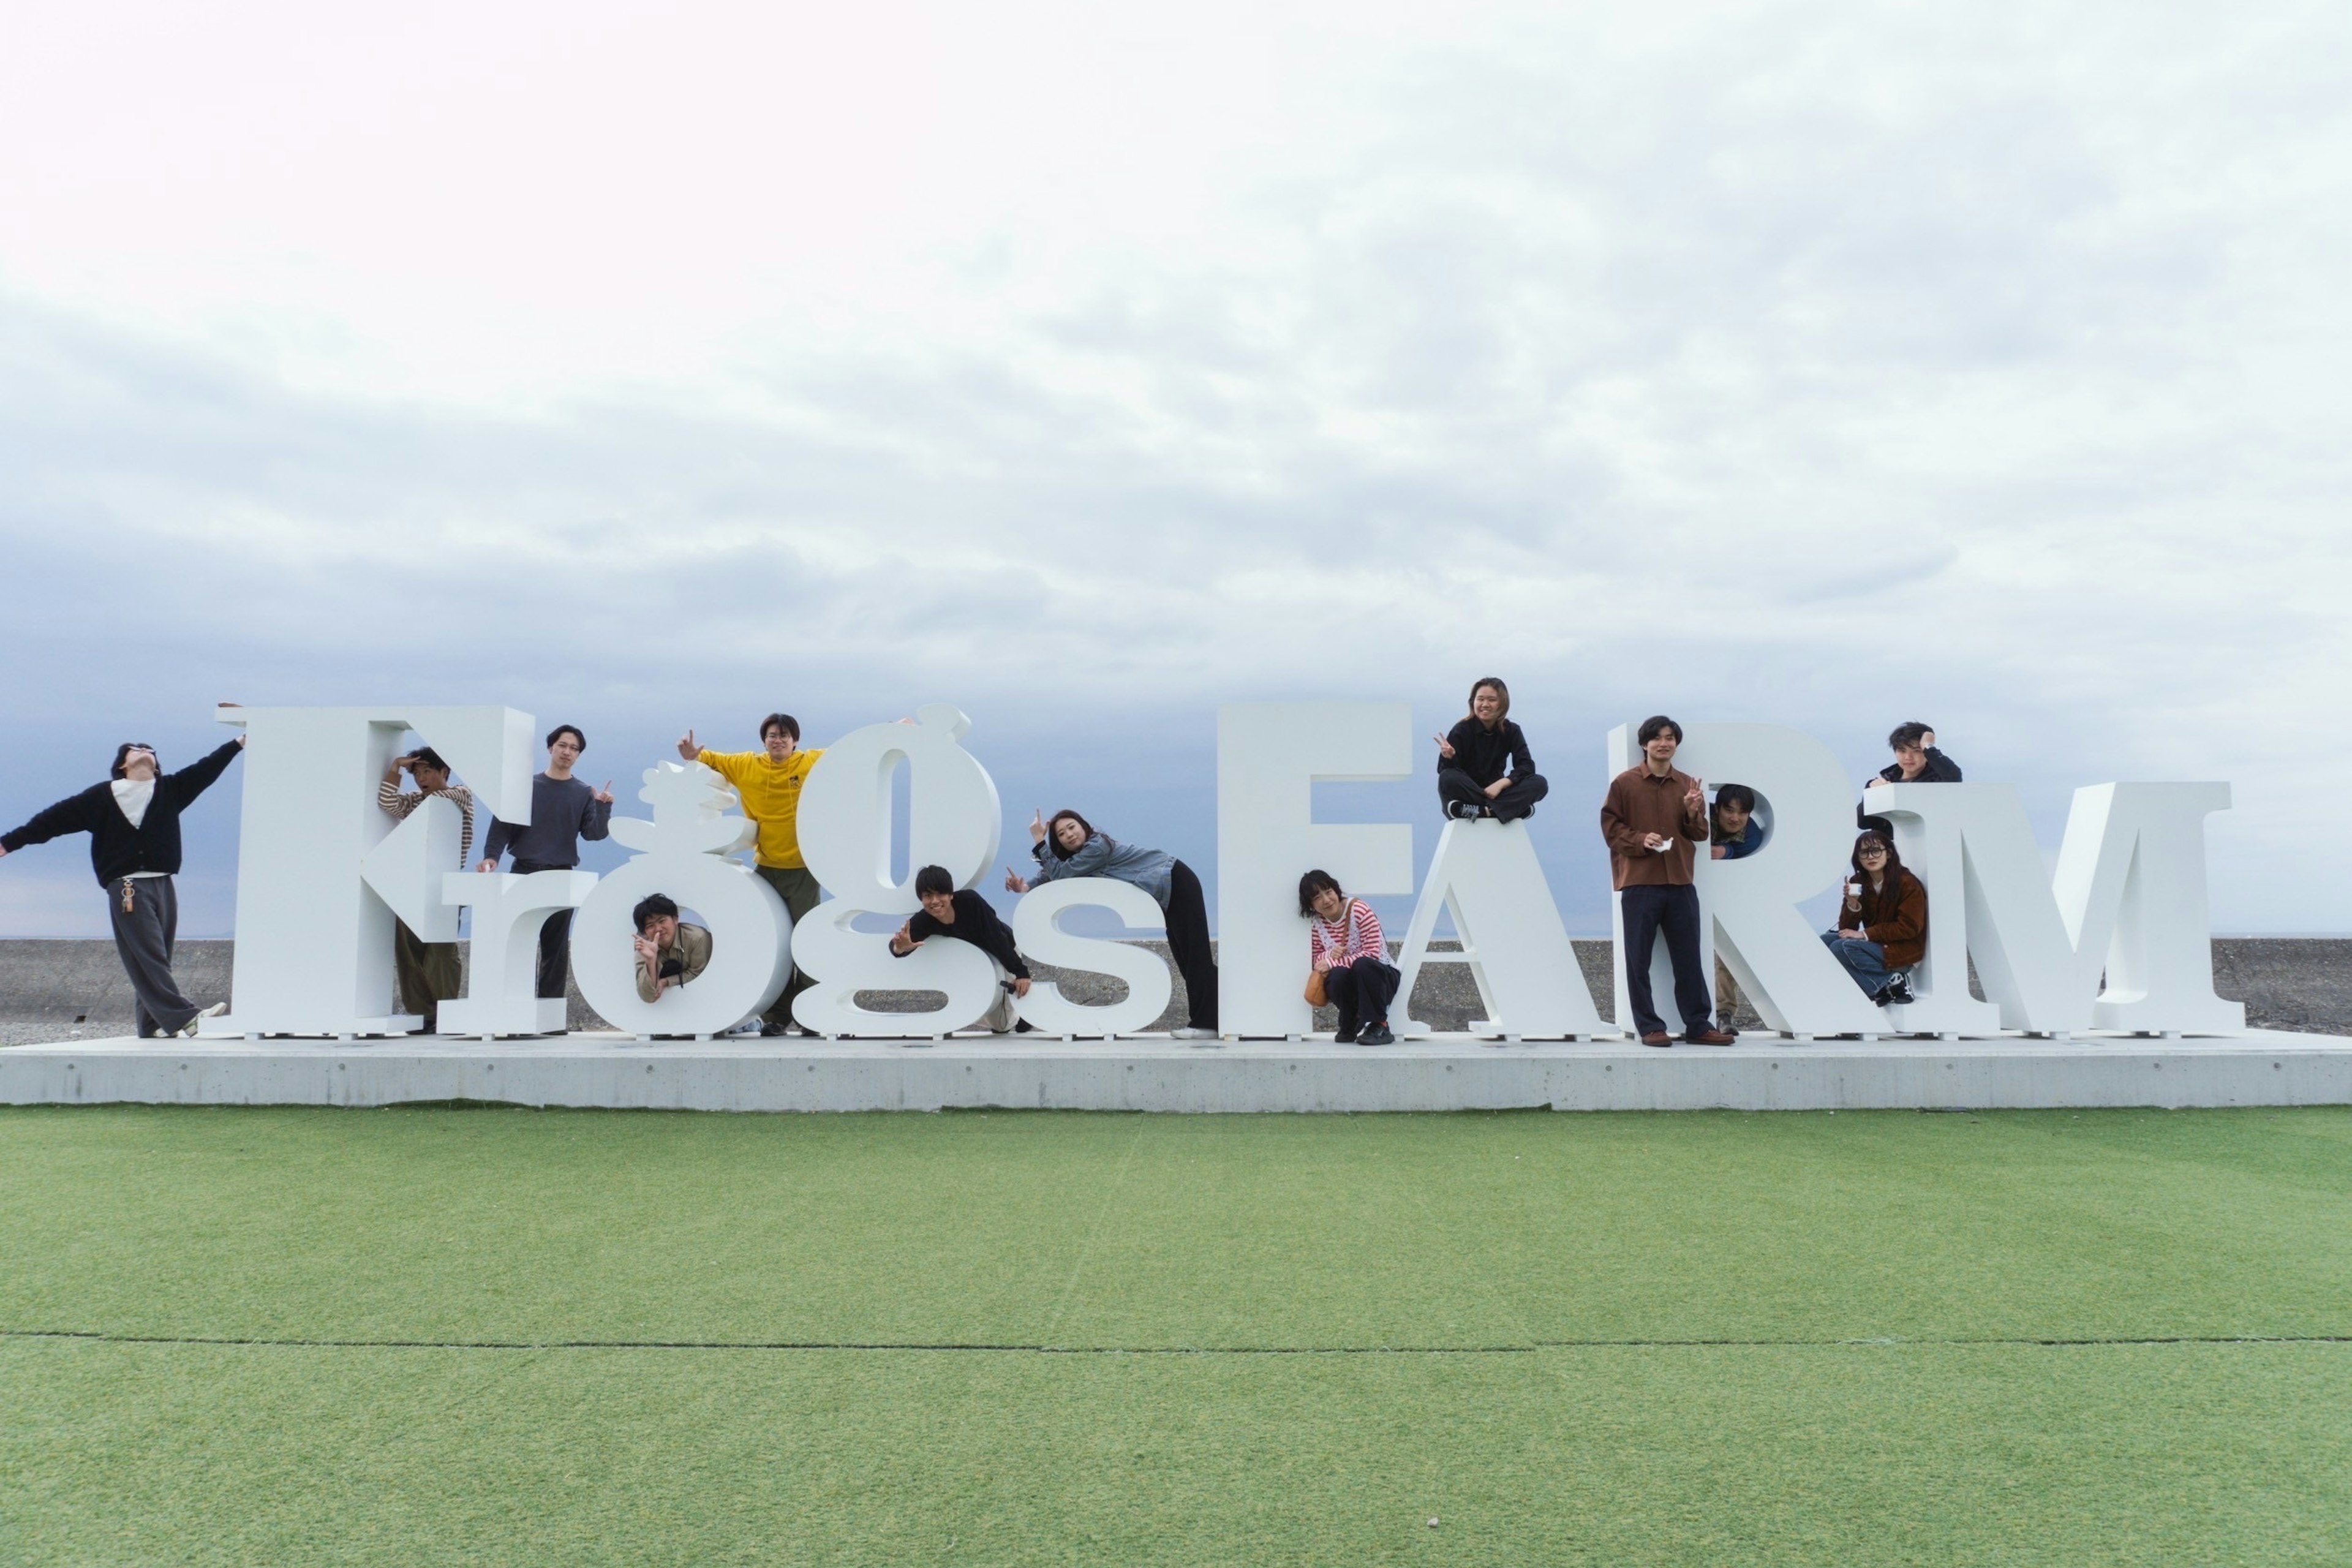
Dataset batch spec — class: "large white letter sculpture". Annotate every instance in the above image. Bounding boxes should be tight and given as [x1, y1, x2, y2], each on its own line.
[1393, 820, 1608, 1039]
[1011, 878, 1175, 1036]
[1869, 781, 2243, 1035]
[568, 763, 791, 1038]
[217, 704, 538, 1037]
[790, 706, 1008, 1036]
[1216, 703, 1414, 1038]
[1666, 723, 1899, 1038]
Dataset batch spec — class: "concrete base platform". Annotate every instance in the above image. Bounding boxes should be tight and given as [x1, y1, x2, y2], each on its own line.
[4, 1030, 2348, 1113]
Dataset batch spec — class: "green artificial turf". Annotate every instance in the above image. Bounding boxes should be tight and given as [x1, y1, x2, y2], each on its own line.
[2, 1105, 2347, 1564]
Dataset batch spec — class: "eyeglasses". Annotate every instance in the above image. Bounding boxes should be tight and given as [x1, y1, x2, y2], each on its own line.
[1856, 846, 1889, 858]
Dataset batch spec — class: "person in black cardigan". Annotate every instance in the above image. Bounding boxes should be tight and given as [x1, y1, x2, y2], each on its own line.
[0, 730, 246, 1038]
[1433, 676, 1549, 823]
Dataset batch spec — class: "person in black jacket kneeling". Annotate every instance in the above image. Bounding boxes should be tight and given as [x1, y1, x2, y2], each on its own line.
[0, 727, 246, 1038]
[1434, 676, 1548, 822]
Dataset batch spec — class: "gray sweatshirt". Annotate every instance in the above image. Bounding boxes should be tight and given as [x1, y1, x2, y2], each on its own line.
[1028, 833, 1177, 907]
[480, 774, 612, 868]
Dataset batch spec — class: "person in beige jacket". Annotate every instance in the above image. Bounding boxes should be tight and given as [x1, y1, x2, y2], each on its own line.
[632, 894, 712, 1005]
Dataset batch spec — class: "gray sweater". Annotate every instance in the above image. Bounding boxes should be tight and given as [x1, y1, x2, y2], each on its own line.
[480, 774, 612, 868]
[1028, 833, 1177, 907]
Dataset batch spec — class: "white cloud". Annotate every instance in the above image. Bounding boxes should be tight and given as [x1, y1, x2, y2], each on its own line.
[0, 0, 2348, 933]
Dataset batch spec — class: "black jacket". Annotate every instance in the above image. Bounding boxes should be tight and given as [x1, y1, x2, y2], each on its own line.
[1439, 717, 1536, 788]
[1858, 747, 1962, 832]
[900, 889, 1030, 978]
[1, 740, 243, 886]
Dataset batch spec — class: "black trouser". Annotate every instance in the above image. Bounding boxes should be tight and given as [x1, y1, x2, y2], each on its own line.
[1619, 882, 1712, 1038]
[1438, 767, 1550, 823]
[108, 875, 199, 1037]
[1325, 956, 1400, 1038]
[511, 858, 575, 1000]
[1164, 859, 1218, 1029]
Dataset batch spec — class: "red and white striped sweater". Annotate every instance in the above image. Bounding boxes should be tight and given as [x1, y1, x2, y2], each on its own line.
[1309, 899, 1387, 970]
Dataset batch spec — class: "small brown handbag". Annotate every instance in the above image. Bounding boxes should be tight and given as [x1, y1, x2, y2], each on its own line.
[1304, 969, 1328, 1008]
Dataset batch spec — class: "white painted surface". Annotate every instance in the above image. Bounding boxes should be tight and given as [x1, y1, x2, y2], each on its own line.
[6, 1031, 2340, 1114]
[1011, 877, 1173, 1036]
[572, 763, 790, 1038]
[1393, 820, 1607, 1038]
[1216, 703, 1415, 1038]
[436, 870, 595, 1036]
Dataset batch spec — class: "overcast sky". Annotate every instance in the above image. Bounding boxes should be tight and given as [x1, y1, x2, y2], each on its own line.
[2, 0, 2347, 938]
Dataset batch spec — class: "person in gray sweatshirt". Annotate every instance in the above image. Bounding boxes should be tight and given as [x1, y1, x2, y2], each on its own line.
[475, 724, 614, 1003]
[1003, 809, 1217, 1037]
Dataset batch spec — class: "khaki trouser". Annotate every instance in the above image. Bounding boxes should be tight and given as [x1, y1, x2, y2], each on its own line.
[1715, 956, 1744, 1030]
[394, 919, 464, 1033]
[756, 864, 822, 1028]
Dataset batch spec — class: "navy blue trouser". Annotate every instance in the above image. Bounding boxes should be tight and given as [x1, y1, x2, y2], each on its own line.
[1619, 882, 1713, 1038]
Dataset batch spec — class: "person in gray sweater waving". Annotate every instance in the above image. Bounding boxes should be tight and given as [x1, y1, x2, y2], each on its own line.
[1003, 809, 1218, 1038]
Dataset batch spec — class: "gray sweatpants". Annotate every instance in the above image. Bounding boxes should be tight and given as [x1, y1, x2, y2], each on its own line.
[108, 875, 200, 1038]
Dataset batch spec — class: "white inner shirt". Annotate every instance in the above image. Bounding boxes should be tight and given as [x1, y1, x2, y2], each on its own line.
[111, 778, 155, 828]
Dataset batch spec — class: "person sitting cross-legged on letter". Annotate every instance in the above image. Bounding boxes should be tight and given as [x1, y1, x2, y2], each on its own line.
[1600, 715, 1736, 1047]
[1302, 869, 1400, 1046]
[1434, 676, 1549, 823]
[889, 866, 1036, 1034]
[1822, 831, 1926, 1008]
[632, 894, 711, 1005]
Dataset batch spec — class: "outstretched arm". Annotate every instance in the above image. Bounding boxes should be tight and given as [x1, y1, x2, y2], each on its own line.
[2, 790, 100, 856]
[162, 739, 246, 810]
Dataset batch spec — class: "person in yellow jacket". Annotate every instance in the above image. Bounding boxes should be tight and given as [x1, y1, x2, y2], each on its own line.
[677, 712, 823, 1035]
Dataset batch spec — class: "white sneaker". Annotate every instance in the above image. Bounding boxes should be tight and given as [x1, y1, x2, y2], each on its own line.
[178, 1003, 228, 1038]
[1172, 1027, 1218, 1040]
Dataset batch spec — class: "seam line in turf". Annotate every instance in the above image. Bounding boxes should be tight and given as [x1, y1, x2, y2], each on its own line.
[5, 1330, 2346, 1353]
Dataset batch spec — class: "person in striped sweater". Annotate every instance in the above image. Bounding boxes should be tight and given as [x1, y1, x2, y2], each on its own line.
[378, 747, 475, 1033]
[1302, 869, 1400, 1046]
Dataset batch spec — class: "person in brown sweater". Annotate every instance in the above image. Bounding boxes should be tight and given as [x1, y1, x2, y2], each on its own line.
[1600, 715, 1735, 1046]
[1820, 831, 1927, 1006]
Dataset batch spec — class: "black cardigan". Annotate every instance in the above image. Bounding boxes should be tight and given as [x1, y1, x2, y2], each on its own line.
[1, 740, 243, 886]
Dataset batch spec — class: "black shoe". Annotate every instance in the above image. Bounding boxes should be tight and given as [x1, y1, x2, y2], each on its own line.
[759, 1021, 789, 1038]
[1014, 1019, 1038, 1033]
[1333, 1027, 1359, 1044]
[1879, 976, 1915, 1007]
[1447, 801, 1481, 821]
[1359, 1023, 1395, 1046]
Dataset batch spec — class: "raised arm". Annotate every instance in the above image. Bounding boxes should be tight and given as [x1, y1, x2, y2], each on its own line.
[1028, 834, 1114, 885]
[162, 739, 245, 810]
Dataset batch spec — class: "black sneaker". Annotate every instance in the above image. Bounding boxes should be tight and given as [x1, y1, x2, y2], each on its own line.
[1881, 976, 1916, 1006]
[759, 1020, 790, 1037]
[1333, 1027, 1359, 1044]
[1359, 1023, 1395, 1046]
[1447, 801, 1481, 821]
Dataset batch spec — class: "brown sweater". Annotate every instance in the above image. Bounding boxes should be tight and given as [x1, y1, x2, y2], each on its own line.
[1842, 868, 1928, 970]
[1600, 766, 1711, 889]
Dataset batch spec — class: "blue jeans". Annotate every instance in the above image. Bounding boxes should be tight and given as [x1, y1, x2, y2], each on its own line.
[1821, 932, 1894, 998]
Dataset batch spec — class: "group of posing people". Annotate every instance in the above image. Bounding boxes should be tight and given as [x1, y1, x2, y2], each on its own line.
[1292, 685, 1958, 1047]
[0, 689, 1958, 1043]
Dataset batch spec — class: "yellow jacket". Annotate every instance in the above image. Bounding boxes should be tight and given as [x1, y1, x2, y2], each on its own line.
[698, 748, 824, 869]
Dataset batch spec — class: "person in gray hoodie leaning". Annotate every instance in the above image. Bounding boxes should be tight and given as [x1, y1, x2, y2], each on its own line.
[1004, 809, 1218, 1038]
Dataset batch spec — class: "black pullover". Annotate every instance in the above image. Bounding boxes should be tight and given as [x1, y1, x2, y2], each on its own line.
[1439, 717, 1537, 788]
[900, 890, 1030, 978]
[2, 741, 243, 886]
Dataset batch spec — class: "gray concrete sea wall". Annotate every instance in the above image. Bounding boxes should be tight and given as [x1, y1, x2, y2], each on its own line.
[2, 937, 2348, 1043]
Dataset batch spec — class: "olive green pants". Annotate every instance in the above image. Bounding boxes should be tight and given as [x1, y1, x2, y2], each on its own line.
[394, 919, 464, 1033]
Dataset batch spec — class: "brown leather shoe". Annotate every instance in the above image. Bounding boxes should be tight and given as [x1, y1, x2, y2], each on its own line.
[1640, 1031, 1673, 1047]
[1686, 1028, 1736, 1046]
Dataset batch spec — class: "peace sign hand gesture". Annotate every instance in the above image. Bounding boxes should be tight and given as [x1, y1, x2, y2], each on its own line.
[592, 780, 614, 805]
[1685, 775, 1706, 815]
[1433, 732, 1457, 760]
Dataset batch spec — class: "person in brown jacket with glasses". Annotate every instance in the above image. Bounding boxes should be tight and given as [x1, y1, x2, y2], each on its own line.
[1600, 715, 1736, 1047]
[1822, 830, 1926, 1006]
